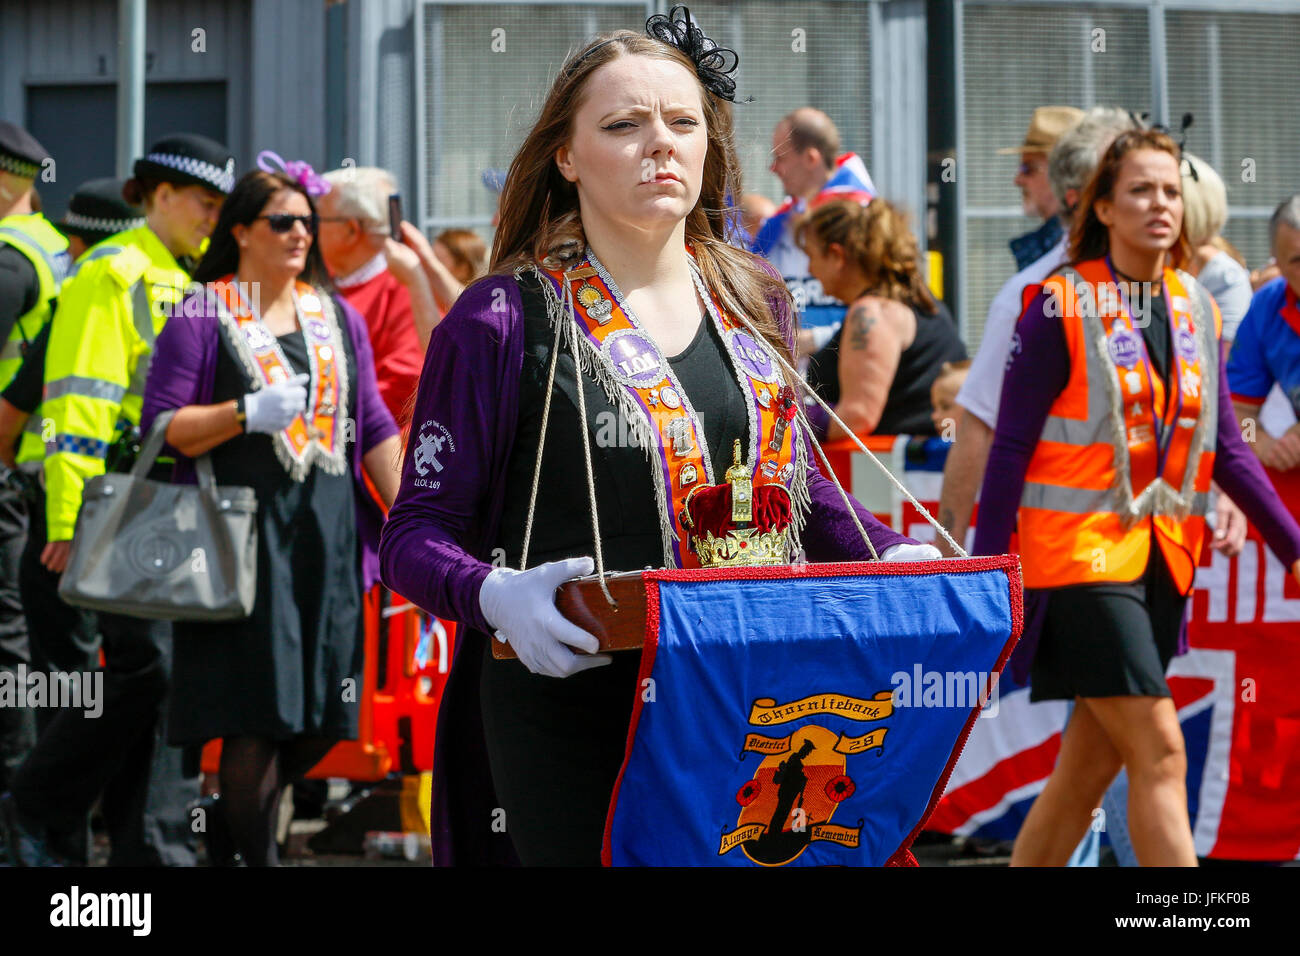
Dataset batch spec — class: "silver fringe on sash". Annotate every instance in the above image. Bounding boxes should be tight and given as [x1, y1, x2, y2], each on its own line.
[1068, 267, 1216, 528]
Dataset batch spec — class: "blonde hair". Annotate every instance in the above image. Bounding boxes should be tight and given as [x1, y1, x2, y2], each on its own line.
[1180, 151, 1228, 248]
[490, 30, 792, 364]
[794, 198, 937, 313]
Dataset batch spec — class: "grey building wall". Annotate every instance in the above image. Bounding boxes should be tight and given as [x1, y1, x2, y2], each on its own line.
[0, 0, 333, 215]
[339, 0, 419, 195]
[872, 0, 928, 245]
[248, 0, 328, 171]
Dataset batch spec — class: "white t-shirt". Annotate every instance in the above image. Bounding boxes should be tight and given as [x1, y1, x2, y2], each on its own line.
[956, 235, 1069, 428]
[1197, 250, 1253, 342]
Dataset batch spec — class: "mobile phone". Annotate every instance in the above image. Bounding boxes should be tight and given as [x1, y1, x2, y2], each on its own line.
[388, 193, 402, 240]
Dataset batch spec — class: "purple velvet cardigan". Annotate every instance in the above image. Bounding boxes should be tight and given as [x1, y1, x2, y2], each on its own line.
[379, 269, 912, 866]
[140, 291, 399, 590]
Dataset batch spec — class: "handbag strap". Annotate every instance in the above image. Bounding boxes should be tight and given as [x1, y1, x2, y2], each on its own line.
[129, 408, 217, 490]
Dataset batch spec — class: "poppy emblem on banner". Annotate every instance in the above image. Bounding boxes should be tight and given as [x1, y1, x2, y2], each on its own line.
[721, 690, 895, 865]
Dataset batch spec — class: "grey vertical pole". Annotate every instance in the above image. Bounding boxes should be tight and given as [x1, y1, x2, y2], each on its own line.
[1149, 0, 1169, 128]
[116, 0, 146, 178]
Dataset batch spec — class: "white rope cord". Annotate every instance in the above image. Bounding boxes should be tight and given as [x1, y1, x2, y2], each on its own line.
[518, 303, 566, 572]
[806, 424, 878, 560]
[564, 274, 617, 606]
[728, 309, 970, 559]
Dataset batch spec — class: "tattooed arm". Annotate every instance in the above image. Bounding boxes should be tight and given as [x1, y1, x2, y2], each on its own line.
[827, 298, 904, 440]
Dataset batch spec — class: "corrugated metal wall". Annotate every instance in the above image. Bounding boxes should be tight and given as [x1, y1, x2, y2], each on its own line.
[1, 0, 251, 153]
[0, 0, 337, 207]
[248, 0, 328, 169]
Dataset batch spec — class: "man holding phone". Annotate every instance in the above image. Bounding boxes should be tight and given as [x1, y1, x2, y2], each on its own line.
[318, 166, 457, 419]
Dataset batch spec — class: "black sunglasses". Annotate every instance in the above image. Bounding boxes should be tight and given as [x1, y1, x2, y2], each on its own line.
[256, 213, 316, 234]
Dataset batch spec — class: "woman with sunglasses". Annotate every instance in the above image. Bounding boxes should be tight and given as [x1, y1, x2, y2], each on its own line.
[974, 128, 1300, 865]
[141, 157, 401, 865]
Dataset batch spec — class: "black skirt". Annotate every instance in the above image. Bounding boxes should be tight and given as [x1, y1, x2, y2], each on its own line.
[1029, 545, 1187, 702]
[168, 323, 363, 745]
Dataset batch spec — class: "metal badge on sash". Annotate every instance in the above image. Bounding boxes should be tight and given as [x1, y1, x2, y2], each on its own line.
[769, 385, 797, 452]
[576, 283, 613, 323]
[666, 417, 694, 457]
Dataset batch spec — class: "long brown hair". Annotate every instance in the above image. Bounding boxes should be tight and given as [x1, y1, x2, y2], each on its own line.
[1069, 128, 1191, 269]
[794, 198, 937, 314]
[490, 29, 792, 363]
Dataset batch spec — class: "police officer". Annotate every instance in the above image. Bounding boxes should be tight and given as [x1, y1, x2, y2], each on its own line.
[0, 121, 70, 826]
[0, 178, 143, 863]
[0, 135, 233, 866]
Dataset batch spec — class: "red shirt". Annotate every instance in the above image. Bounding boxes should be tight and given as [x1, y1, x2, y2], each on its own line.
[336, 265, 423, 422]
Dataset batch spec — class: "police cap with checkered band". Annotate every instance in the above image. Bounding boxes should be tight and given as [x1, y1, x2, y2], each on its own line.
[0, 120, 49, 180]
[56, 178, 145, 243]
[132, 133, 236, 196]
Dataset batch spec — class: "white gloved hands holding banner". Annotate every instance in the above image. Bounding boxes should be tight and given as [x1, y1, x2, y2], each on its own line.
[244, 373, 309, 434]
[479, 556, 612, 678]
[881, 542, 943, 562]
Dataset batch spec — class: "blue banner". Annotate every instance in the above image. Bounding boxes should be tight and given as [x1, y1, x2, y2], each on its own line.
[604, 559, 1022, 866]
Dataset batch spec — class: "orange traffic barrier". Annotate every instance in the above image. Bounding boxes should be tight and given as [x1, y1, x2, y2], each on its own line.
[200, 585, 454, 781]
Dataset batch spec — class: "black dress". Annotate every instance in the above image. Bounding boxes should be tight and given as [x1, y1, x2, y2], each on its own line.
[168, 321, 363, 745]
[478, 273, 751, 865]
[806, 299, 967, 435]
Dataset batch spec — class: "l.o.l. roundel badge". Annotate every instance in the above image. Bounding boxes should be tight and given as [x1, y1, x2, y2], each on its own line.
[604, 330, 664, 388]
[1107, 325, 1141, 370]
[728, 329, 778, 383]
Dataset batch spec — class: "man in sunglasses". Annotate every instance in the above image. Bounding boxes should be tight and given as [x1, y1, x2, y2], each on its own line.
[998, 106, 1082, 272]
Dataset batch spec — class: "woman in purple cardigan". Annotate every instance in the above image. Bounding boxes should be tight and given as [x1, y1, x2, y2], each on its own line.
[380, 11, 935, 867]
[141, 162, 400, 865]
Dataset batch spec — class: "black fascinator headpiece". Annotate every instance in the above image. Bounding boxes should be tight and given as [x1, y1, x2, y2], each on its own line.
[645, 5, 742, 103]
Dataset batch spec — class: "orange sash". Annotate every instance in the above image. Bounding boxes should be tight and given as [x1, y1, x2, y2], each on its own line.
[205, 275, 349, 480]
[1094, 260, 1204, 502]
[539, 249, 806, 569]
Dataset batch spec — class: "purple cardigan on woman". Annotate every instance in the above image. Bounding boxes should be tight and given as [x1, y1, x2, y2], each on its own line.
[974, 287, 1300, 676]
[141, 291, 399, 589]
[379, 270, 912, 866]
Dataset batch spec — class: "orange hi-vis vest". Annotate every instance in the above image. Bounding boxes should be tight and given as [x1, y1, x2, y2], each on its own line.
[1017, 257, 1222, 595]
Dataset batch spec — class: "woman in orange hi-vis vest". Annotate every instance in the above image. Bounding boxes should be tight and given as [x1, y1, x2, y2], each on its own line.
[975, 128, 1300, 866]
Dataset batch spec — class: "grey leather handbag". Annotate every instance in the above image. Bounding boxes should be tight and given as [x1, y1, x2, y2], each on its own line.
[58, 409, 259, 620]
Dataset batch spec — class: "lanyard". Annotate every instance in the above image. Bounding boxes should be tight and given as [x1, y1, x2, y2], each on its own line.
[1105, 256, 1182, 475]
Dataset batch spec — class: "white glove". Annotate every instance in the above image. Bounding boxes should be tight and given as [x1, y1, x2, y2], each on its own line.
[881, 542, 943, 562]
[244, 373, 309, 434]
[478, 556, 611, 678]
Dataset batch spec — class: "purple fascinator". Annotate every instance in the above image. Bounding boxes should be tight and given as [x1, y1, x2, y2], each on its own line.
[256, 149, 331, 197]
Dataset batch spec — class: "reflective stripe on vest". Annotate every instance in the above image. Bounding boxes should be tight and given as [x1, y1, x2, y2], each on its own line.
[0, 225, 69, 286]
[43, 375, 128, 404]
[1017, 259, 1220, 592]
[64, 243, 124, 282]
[0, 217, 70, 391]
[127, 278, 158, 399]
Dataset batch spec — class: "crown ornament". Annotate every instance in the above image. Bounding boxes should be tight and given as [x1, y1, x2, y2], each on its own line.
[680, 439, 792, 568]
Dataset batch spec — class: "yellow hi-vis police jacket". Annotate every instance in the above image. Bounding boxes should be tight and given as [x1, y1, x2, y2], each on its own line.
[42, 224, 187, 541]
[0, 212, 71, 389]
